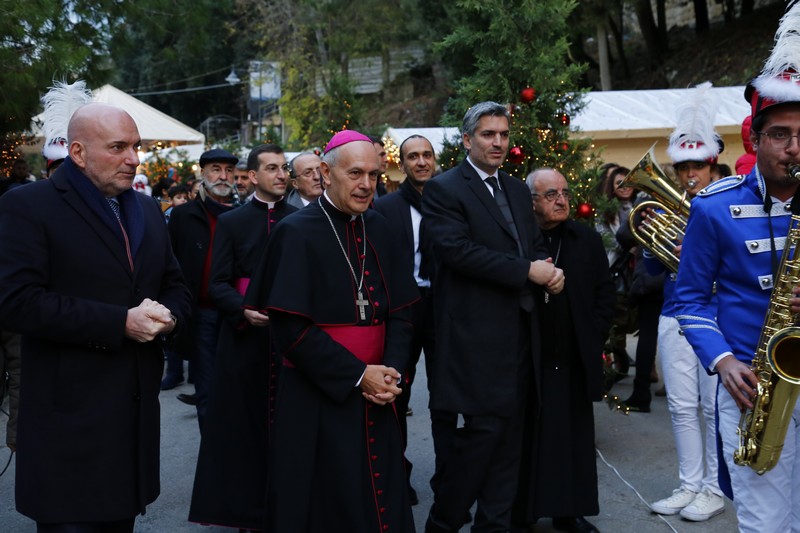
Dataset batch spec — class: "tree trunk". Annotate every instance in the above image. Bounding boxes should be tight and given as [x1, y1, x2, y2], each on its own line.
[693, 0, 710, 33]
[633, 0, 663, 67]
[607, 13, 629, 78]
[597, 23, 612, 90]
[656, 0, 668, 50]
[723, 0, 735, 22]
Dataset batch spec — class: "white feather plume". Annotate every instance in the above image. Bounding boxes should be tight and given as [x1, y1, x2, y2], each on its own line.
[40, 80, 93, 150]
[753, 1, 800, 103]
[667, 81, 721, 163]
[761, 0, 800, 77]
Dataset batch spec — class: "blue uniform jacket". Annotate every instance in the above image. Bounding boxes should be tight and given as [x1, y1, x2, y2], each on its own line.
[674, 167, 794, 371]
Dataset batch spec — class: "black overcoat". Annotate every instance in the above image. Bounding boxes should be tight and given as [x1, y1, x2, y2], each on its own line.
[0, 160, 191, 522]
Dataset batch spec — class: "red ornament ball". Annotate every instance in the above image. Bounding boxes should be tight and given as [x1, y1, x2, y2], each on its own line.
[575, 202, 593, 218]
[520, 87, 537, 104]
[508, 146, 525, 164]
[559, 113, 570, 126]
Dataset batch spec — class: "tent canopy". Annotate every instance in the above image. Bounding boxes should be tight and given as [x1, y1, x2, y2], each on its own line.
[31, 84, 205, 147]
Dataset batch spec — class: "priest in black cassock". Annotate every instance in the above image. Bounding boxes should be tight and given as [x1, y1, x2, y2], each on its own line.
[244, 130, 419, 533]
[512, 169, 615, 533]
[189, 144, 296, 530]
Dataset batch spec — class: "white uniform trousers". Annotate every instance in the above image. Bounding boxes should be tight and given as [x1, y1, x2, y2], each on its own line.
[718, 383, 800, 532]
[658, 315, 721, 495]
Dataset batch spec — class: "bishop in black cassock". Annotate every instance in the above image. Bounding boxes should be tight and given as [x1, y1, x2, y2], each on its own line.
[244, 131, 419, 533]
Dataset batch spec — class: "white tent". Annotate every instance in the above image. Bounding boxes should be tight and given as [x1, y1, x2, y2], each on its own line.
[384, 85, 751, 170]
[31, 84, 205, 147]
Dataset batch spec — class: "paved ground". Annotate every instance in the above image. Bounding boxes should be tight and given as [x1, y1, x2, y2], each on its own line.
[0, 341, 740, 532]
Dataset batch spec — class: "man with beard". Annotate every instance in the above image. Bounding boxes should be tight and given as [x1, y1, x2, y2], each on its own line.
[243, 130, 418, 532]
[234, 159, 255, 203]
[168, 148, 238, 431]
[374, 134, 437, 506]
[286, 151, 322, 208]
[189, 144, 296, 529]
[512, 168, 614, 533]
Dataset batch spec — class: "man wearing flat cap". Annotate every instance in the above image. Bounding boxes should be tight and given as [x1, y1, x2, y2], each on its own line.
[244, 130, 418, 532]
[168, 148, 238, 431]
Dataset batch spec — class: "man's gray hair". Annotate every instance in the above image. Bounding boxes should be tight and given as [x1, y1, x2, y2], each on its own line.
[290, 151, 319, 177]
[462, 101, 510, 137]
[526, 167, 560, 194]
[321, 145, 340, 168]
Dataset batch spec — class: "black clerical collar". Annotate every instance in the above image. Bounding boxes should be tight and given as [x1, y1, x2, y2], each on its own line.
[321, 191, 358, 222]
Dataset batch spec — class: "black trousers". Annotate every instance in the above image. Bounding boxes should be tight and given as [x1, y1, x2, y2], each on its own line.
[427, 312, 532, 532]
[630, 295, 663, 404]
[396, 290, 436, 487]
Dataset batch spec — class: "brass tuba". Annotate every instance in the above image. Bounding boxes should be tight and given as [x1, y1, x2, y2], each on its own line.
[618, 145, 691, 273]
[735, 167, 800, 474]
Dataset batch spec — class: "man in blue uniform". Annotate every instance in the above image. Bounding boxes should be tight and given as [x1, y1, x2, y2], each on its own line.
[674, 5, 800, 529]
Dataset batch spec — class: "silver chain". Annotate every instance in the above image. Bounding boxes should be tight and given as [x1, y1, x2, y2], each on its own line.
[318, 198, 367, 294]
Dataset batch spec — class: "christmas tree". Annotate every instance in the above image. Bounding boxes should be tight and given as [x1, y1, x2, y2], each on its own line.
[435, 0, 604, 222]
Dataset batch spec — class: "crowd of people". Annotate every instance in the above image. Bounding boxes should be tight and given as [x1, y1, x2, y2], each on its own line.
[6, 5, 800, 533]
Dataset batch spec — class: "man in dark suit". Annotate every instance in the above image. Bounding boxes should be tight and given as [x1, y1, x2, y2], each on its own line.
[512, 168, 614, 533]
[374, 134, 437, 505]
[286, 151, 322, 209]
[422, 101, 564, 532]
[0, 103, 191, 533]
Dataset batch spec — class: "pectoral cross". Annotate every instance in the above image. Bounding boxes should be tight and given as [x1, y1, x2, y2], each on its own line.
[356, 290, 369, 320]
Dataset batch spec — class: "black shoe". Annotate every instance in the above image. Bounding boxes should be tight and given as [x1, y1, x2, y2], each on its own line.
[160, 374, 184, 391]
[621, 397, 651, 413]
[552, 516, 600, 533]
[177, 393, 197, 405]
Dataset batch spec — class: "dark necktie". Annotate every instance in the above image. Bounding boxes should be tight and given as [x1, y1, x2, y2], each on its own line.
[106, 197, 121, 220]
[486, 176, 523, 256]
[106, 197, 134, 271]
[486, 176, 533, 311]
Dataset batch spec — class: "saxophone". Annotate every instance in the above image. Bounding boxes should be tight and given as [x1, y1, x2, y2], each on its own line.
[735, 175, 800, 474]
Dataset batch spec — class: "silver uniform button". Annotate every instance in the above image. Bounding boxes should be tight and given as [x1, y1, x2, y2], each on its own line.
[733, 207, 742, 216]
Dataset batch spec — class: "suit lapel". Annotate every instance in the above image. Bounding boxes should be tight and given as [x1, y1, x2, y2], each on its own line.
[53, 173, 136, 277]
[462, 162, 516, 241]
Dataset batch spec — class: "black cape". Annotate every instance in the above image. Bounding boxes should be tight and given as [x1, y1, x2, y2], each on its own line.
[244, 198, 419, 533]
[189, 198, 297, 530]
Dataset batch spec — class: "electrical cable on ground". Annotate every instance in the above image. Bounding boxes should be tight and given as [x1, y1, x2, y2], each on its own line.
[596, 446, 680, 533]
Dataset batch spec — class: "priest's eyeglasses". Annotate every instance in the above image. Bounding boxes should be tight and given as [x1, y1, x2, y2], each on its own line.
[299, 167, 321, 179]
[757, 130, 800, 149]
[534, 189, 572, 202]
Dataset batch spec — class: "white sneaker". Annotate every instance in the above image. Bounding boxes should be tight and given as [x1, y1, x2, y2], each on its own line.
[679, 489, 725, 521]
[650, 487, 697, 515]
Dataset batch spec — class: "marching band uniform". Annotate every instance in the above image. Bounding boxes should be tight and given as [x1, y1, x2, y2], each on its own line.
[674, 169, 800, 531]
[647, 82, 724, 521]
[675, 6, 800, 529]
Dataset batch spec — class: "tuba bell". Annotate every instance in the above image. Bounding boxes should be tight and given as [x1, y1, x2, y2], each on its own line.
[618, 145, 691, 273]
